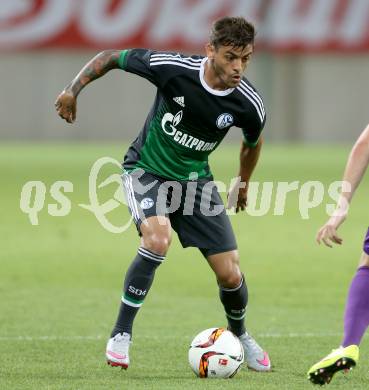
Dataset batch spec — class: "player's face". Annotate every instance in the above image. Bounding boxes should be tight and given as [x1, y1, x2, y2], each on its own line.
[206, 44, 253, 88]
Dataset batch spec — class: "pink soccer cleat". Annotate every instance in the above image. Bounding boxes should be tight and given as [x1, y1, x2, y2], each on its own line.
[106, 332, 131, 369]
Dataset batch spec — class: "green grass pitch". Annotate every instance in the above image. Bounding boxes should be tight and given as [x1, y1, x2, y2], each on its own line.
[1, 142, 369, 389]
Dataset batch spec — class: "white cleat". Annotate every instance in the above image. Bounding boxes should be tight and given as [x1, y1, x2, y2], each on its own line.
[239, 331, 271, 372]
[106, 332, 131, 369]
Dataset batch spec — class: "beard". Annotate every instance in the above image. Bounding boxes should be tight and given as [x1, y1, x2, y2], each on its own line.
[209, 59, 234, 89]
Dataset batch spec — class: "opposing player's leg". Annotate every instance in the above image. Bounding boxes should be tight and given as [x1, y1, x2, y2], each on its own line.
[107, 171, 172, 368]
[342, 233, 369, 348]
[206, 250, 271, 372]
[308, 228, 369, 384]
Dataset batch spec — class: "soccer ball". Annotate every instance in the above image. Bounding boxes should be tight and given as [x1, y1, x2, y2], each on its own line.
[188, 327, 244, 378]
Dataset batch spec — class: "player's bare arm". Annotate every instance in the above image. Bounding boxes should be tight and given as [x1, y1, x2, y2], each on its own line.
[317, 124, 369, 247]
[55, 50, 121, 123]
[227, 137, 263, 213]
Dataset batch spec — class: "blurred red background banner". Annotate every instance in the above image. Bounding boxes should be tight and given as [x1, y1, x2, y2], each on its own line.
[1, 0, 369, 52]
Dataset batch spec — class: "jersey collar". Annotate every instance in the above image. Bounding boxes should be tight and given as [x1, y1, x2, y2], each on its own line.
[199, 57, 235, 96]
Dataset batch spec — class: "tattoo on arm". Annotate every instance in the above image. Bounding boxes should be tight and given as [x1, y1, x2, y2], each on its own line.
[65, 50, 121, 96]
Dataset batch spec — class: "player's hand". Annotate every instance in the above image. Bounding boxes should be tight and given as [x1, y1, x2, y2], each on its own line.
[227, 180, 248, 213]
[54, 90, 77, 123]
[316, 221, 343, 248]
[235, 186, 248, 213]
[316, 223, 343, 248]
[316, 210, 347, 247]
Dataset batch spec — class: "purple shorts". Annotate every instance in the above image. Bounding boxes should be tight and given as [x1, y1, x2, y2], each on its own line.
[364, 227, 369, 255]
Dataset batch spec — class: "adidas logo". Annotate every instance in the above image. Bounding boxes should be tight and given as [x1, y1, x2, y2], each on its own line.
[173, 96, 185, 107]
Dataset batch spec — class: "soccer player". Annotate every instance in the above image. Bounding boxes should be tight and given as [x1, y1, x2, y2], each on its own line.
[308, 124, 369, 385]
[55, 17, 271, 372]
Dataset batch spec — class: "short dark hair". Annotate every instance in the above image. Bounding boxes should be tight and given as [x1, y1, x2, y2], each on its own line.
[209, 16, 255, 50]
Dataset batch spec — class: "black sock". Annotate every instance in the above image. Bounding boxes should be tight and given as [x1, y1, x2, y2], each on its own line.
[219, 275, 248, 336]
[111, 247, 164, 337]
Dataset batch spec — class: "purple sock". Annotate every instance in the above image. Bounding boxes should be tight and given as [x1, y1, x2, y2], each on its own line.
[342, 266, 369, 347]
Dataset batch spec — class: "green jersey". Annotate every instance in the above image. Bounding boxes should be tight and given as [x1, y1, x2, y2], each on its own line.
[120, 49, 265, 180]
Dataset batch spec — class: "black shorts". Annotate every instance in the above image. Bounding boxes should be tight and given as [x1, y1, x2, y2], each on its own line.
[122, 169, 237, 256]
